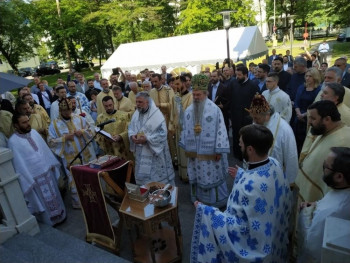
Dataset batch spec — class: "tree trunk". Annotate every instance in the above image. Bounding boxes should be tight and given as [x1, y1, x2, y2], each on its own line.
[0, 45, 19, 74]
[105, 25, 114, 53]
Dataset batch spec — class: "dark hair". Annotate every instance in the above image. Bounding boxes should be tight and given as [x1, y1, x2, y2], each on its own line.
[321, 62, 328, 67]
[102, 95, 113, 103]
[258, 64, 270, 73]
[15, 99, 29, 114]
[67, 96, 76, 100]
[12, 113, 27, 125]
[236, 66, 248, 76]
[22, 93, 32, 100]
[273, 57, 283, 64]
[239, 124, 273, 157]
[55, 85, 65, 92]
[179, 75, 187, 82]
[308, 100, 341, 121]
[325, 82, 345, 104]
[90, 90, 98, 96]
[151, 73, 161, 80]
[183, 73, 192, 80]
[330, 147, 350, 184]
[267, 72, 279, 81]
[87, 78, 93, 82]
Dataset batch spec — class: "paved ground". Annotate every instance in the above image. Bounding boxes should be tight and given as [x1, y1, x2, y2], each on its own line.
[56, 144, 239, 262]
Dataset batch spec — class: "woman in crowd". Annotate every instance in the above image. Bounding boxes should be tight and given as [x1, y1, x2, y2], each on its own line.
[293, 67, 321, 154]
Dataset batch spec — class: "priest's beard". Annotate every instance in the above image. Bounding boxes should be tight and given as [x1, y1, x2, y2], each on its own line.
[193, 99, 205, 124]
[322, 172, 336, 188]
[137, 106, 149, 114]
[237, 77, 245, 84]
[310, 123, 326, 135]
[18, 125, 31, 134]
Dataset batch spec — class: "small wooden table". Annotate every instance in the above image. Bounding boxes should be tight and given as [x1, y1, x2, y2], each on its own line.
[119, 182, 182, 263]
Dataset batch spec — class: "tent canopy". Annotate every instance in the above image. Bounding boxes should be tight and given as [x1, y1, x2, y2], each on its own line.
[0, 72, 32, 93]
[101, 26, 267, 78]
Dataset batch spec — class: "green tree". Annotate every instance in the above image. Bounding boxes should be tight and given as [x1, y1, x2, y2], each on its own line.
[175, 0, 257, 35]
[0, 0, 37, 73]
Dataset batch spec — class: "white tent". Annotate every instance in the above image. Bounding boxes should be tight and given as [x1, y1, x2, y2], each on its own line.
[101, 26, 267, 78]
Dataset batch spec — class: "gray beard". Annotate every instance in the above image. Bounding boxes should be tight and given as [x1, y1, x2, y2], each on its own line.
[193, 99, 205, 124]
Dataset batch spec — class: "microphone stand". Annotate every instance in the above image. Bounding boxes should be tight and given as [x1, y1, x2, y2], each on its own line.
[68, 124, 106, 167]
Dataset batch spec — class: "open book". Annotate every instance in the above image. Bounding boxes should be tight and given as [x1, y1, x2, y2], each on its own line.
[95, 127, 116, 142]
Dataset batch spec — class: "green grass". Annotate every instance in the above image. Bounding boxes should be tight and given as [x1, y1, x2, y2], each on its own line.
[330, 42, 350, 65]
[31, 66, 102, 88]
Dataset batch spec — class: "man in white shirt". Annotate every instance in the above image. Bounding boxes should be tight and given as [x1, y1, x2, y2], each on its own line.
[318, 40, 330, 64]
[298, 147, 350, 263]
[262, 72, 292, 122]
[93, 73, 102, 90]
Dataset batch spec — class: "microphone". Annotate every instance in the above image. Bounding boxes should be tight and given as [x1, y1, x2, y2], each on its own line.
[96, 119, 116, 128]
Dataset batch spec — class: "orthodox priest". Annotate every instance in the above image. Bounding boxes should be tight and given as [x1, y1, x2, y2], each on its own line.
[190, 124, 291, 263]
[96, 95, 132, 160]
[9, 113, 66, 226]
[48, 98, 96, 208]
[247, 94, 298, 183]
[179, 74, 230, 208]
[128, 92, 175, 186]
[171, 76, 193, 181]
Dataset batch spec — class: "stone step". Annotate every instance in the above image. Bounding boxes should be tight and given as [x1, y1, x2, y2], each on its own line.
[36, 224, 129, 263]
[1, 233, 83, 263]
[1, 223, 130, 263]
[0, 245, 29, 263]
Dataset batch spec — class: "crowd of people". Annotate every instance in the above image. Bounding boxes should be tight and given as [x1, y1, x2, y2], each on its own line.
[1, 46, 350, 262]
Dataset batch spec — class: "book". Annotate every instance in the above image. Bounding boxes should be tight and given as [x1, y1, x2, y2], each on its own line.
[95, 127, 116, 142]
[89, 155, 121, 169]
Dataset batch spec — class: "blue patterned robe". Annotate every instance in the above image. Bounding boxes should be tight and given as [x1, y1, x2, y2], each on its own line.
[191, 158, 291, 263]
[179, 98, 230, 207]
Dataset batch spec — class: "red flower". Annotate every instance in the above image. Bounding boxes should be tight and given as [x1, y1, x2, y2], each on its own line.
[80, 112, 86, 117]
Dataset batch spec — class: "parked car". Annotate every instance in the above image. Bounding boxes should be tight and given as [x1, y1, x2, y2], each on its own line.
[36, 63, 60, 76]
[58, 60, 69, 69]
[337, 33, 346, 42]
[18, 67, 35, 77]
[72, 60, 94, 70]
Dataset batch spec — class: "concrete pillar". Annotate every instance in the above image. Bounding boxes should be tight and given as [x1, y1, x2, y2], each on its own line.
[0, 147, 39, 244]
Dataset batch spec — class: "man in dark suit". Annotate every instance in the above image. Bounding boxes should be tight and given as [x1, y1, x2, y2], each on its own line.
[85, 79, 101, 101]
[227, 66, 259, 160]
[254, 64, 270, 94]
[268, 49, 278, 66]
[161, 65, 172, 85]
[286, 49, 294, 64]
[273, 57, 291, 92]
[208, 70, 229, 133]
[37, 82, 54, 115]
[334, 57, 350, 88]
[283, 55, 293, 71]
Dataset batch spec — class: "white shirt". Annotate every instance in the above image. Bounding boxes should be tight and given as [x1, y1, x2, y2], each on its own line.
[40, 91, 51, 109]
[211, 82, 219, 101]
[318, 43, 330, 53]
[262, 87, 292, 122]
[298, 188, 350, 263]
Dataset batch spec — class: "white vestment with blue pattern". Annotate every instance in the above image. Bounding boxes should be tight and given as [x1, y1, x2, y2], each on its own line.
[191, 158, 291, 263]
[179, 98, 230, 207]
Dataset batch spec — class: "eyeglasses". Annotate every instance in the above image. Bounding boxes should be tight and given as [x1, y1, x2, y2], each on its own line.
[334, 64, 342, 67]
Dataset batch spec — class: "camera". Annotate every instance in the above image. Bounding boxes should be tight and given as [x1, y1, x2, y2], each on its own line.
[112, 67, 119, 75]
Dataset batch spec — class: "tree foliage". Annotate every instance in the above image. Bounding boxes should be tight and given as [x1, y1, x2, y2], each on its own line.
[175, 0, 257, 35]
[0, 0, 37, 72]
